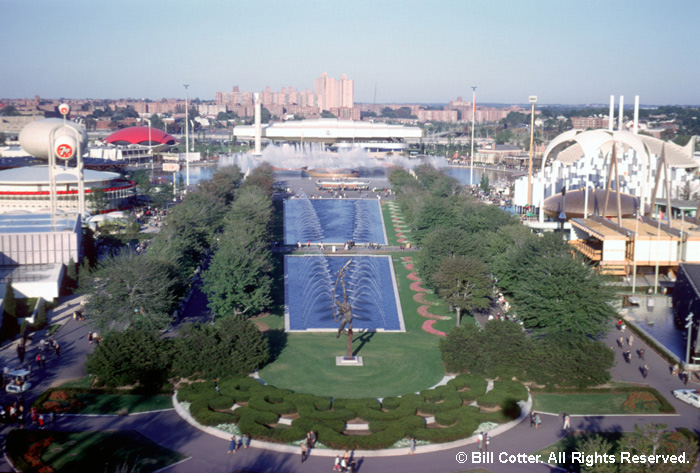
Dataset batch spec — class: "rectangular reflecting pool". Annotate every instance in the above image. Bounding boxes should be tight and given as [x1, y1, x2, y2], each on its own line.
[284, 199, 387, 246]
[284, 255, 404, 332]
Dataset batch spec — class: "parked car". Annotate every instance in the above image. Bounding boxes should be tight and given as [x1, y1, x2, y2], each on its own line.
[6, 369, 32, 394]
[673, 389, 700, 408]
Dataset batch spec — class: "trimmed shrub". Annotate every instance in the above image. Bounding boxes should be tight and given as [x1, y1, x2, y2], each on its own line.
[208, 396, 235, 411]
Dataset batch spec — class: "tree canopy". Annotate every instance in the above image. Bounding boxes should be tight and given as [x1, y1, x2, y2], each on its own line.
[82, 250, 181, 333]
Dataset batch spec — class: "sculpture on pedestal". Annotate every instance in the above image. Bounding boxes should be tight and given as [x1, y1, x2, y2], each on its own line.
[333, 259, 354, 359]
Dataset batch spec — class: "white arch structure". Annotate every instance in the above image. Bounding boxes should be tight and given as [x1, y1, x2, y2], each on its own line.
[538, 129, 697, 223]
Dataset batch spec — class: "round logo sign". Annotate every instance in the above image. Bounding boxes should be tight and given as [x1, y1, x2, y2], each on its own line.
[58, 103, 70, 115]
[54, 136, 76, 160]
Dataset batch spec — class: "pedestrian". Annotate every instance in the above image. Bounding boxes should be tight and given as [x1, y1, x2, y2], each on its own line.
[530, 411, 536, 428]
[333, 455, 342, 471]
[483, 432, 490, 452]
[214, 380, 220, 396]
[641, 364, 648, 378]
[409, 436, 416, 455]
[478, 432, 485, 451]
[38, 413, 44, 429]
[535, 413, 542, 429]
[300, 442, 307, 463]
[681, 371, 689, 385]
[17, 343, 25, 363]
[88, 331, 93, 344]
[241, 433, 249, 448]
[55, 342, 60, 357]
[228, 435, 237, 454]
[628, 335, 634, 347]
[617, 337, 624, 348]
[672, 364, 679, 377]
[49, 411, 55, 424]
[562, 413, 570, 431]
[638, 347, 644, 360]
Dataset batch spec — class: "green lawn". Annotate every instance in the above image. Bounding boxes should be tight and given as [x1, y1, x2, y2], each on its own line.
[7, 429, 186, 473]
[532, 393, 647, 415]
[75, 393, 173, 414]
[382, 202, 406, 246]
[259, 254, 446, 398]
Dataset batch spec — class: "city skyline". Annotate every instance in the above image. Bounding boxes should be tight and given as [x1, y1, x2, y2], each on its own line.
[1, 0, 699, 105]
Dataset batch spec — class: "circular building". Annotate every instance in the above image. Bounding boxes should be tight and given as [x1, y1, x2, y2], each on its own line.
[104, 126, 178, 152]
[542, 188, 647, 220]
[0, 165, 136, 214]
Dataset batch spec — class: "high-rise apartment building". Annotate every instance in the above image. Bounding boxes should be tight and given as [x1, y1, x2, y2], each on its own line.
[314, 73, 354, 111]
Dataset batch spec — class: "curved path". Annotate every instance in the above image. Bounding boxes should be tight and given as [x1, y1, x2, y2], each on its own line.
[1, 298, 698, 473]
[402, 256, 448, 337]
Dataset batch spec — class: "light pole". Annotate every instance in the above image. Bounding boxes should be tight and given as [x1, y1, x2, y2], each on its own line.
[470, 86, 477, 187]
[183, 84, 190, 190]
[527, 95, 538, 211]
[686, 313, 694, 366]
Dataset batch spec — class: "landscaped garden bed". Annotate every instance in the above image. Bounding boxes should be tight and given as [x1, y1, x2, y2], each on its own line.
[531, 386, 674, 415]
[6, 429, 186, 473]
[33, 386, 173, 415]
[177, 374, 528, 450]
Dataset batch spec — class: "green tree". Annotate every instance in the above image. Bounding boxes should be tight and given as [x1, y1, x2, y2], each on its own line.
[619, 424, 699, 473]
[578, 434, 618, 473]
[415, 227, 473, 287]
[172, 317, 269, 378]
[202, 232, 273, 318]
[0, 105, 20, 116]
[149, 113, 165, 130]
[494, 233, 617, 338]
[87, 188, 110, 213]
[320, 110, 337, 118]
[479, 173, 490, 194]
[440, 321, 531, 378]
[432, 256, 492, 326]
[65, 257, 78, 293]
[34, 299, 47, 329]
[86, 329, 171, 388]
[82, 251, 181, 333]
[1, 281, 18, 339]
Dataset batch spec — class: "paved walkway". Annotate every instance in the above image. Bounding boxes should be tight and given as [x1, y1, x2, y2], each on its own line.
[0, 293, 698, 473]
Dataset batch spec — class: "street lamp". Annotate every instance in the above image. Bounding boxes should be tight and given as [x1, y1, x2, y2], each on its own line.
[183, 84, 190, 190]
[470, 86, 477, 187]
[527, 95, 537, 210]
[686, 313, 694, 366]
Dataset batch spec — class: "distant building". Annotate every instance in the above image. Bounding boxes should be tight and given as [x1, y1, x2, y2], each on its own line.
[0, 166, 136, 214]
[0, 213, 81, 299]
[570, 116, 610, 129]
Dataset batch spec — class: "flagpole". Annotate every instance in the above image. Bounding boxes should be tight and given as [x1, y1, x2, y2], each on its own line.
[654, 217, 661, 294]
[632, 213, 638, 293]
[470, 86, 477, 187]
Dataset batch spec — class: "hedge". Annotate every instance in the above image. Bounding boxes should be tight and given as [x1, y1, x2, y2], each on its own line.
[177, 375, 527, 449]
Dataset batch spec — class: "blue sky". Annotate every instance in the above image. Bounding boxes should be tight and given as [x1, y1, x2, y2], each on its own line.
[1, 0, 699, 105]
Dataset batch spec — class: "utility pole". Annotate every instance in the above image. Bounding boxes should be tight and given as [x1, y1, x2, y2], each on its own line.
[470, 86, 477, 186]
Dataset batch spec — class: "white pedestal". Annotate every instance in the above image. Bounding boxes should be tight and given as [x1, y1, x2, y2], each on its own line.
[336, 356, 363, 366]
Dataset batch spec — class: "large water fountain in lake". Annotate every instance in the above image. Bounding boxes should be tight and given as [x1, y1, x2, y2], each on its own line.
[218, 142, 447, 175]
